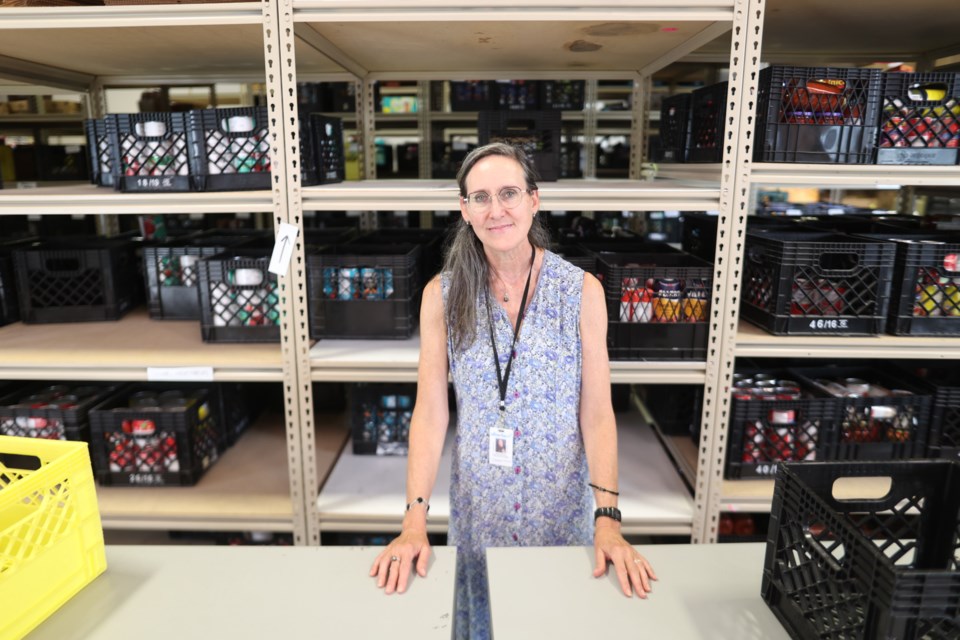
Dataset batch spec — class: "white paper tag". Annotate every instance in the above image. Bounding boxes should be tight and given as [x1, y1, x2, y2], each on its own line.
[489, 427, 514, 467]
[147, 366, 214, 382]
[268, 222, 299, 277]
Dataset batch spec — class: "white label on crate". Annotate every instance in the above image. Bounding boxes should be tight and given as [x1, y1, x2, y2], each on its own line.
[268, 222, 299, 277]
[147, 366, 214, 382]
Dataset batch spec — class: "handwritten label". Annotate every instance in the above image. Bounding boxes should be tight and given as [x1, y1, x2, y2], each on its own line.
[808, 319, 849, 330]
[147, 366, 214, 382]
[268, 222, 299, 277]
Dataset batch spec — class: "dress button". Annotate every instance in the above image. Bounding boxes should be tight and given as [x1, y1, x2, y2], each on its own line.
[514, 502, 521, 511]
[515, 466, 521, 474]
[512, 533, 519, 542]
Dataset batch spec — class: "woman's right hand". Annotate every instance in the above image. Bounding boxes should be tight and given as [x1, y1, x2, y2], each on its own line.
[369, 527, 432, 594]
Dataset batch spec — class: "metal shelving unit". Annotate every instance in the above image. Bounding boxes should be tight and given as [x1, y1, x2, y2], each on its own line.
[6, 0, 959, 545]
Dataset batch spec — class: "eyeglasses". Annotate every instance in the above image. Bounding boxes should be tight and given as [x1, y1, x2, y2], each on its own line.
[462, 186, 533, 213]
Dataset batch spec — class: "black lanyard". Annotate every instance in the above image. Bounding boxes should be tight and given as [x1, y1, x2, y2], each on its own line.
[485, 246, 535, 413]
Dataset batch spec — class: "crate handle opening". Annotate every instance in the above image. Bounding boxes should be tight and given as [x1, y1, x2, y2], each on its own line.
[907, 83, 948, 103]
[831, 476, 893, 502]
[0, 451, 42, 472]
[222, 115, 256, 134]
[817, 251, 860, 273]
[44, 257, 81, 272]
[134, 120, 168, 138]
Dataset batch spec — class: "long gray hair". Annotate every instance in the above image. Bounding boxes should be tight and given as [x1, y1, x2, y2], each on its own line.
[444, 142, 551, 352]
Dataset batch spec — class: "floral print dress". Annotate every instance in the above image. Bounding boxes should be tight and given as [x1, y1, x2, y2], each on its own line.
[441, 250, 593, 639]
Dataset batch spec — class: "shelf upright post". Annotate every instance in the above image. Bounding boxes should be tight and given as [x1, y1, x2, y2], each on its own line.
[692, 0, 767, 544]
[630, 74, 652, 178]
[359, 77, 378, 230]
[418, 80, 432, 180]
[262, 0, 313, 545]
[583, 79, 598, 179]
[87, 78, 121, 237]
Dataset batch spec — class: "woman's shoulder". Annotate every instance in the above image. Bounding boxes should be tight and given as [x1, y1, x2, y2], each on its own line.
[543, 248, 586, 283]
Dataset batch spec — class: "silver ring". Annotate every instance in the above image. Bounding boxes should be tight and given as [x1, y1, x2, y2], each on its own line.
[390, 556, 399, 562]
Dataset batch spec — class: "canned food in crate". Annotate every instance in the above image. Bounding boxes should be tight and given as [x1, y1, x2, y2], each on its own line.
[338, 268, 359, 300]
[361, 267, 379, 300]
[682, 278, 709, 322]
[653, 278, 682, 322]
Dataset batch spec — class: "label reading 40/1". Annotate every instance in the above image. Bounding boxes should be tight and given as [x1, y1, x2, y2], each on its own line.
[808, 318, 849, 330]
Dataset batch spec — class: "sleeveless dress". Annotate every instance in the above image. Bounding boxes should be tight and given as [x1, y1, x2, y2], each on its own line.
[441, 250, 593, 639]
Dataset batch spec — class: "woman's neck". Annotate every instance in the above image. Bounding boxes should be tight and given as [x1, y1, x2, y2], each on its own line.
[485, 241, 536, 281]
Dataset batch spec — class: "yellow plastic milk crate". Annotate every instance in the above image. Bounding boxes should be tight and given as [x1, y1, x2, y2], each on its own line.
[0, 435, 106, 639]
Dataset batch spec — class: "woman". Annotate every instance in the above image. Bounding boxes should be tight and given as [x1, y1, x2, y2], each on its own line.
[370, 142, 656, 638]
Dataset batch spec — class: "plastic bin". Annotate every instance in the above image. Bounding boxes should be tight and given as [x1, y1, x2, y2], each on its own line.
[494, 80, 540, 110]
[741, 230, 896, 335]
[597, 252, 712, 360]
[791, 365, 933, 461]
[106, 112, 193, 192]
[725, 370, 837, 479]
[0, 382, 118, 441]
[478, 110, 561, 181]
[912, 365, 960, 461]
[763, 460, 960, 639]
[540, 80, 585, 111]
[0, 436, 107, 640]
[13, 236, 140, 323]
[642, 384, 702, 438]
[349, 383, 415, 455]
[560, 141, 582, 178]
[754, 66, 883, 164]
[83, 117, 115, 187]
[352, 228, 446, 285]
[687, 82, 727, 163]
[188, 106, 271, 191]
[88, 385, 222, 486]
[657, 93, 692, 162]
[877, 72, 960, 165]
[301, 113, 345, 186]
[307, 242, 421, 340]
[855, 232, 960, 336]
[143, 229, 256, 320]
[0, 238, 26, 327]
[197, 249, 281, 343]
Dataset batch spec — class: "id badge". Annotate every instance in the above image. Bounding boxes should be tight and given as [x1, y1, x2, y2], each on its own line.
[488, 427, 513, 467]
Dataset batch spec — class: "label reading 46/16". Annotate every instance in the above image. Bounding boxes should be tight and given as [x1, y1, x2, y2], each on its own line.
[808, 318, 848, 330]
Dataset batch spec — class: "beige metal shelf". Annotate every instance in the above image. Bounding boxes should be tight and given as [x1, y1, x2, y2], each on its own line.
[0, 183, 273, 215]
[97, 412, 296, 531]
[301, 178, 720, 212]
[0, 309, 283, 381]
[315, 408, 695, 535]
[750, 163, 960, 189]
[309, 335, 706, 384]
[735, 320, 960, 360]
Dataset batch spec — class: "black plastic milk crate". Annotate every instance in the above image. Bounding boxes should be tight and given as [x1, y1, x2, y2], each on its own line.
[754, 66, 883, 164]
[914, 366, 960, 461]
[188, 106, 272, 191]
[741, 231, 896, 336]
[106, 112, 193, 192]
[449, 81, 496, 111]
[143, 229, 256, 320]
[0, 238, 27, 327]
[307, 242, 421, 340]
[855, 232, 960, 336]
[540, 81, 585, 111]
[83, 118, 115, 187]
[88, 385, 221, 487]
[478, 111, 561, 181]
[353, 228, 446, 285]
[0, 382, 118, 442]
[301, 113, 345, 187]
[197, 250, 281, 343]
[762, 460, 960, 639]
[349, 383, 416, 455]
[877, 72, 960, 165]
[598, 252, 712, 361]
[792, 366, 934, 462]
[13, 236, 140, 323]
[657, 93, 692, 162]
[726, 370, 837, 480]
[687, 82, 727, 163]
[641, 384, 702, 438]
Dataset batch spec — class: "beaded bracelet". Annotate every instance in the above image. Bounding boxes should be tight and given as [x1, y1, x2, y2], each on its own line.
[588, 482, 620, 497]
[405, 497, 430, 513]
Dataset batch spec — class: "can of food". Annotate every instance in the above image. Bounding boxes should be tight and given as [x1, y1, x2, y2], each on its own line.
[653, 278, 682, 322]
[361, 267, 380, 300]
[682, 278, 709, 322]
[338, 268, 358, 300]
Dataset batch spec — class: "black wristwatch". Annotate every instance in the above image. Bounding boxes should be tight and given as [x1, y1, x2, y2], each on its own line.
[594, 506, 622, 523]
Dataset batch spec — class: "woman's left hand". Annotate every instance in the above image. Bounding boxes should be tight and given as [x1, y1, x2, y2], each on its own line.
[593, 521, 657, 598]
